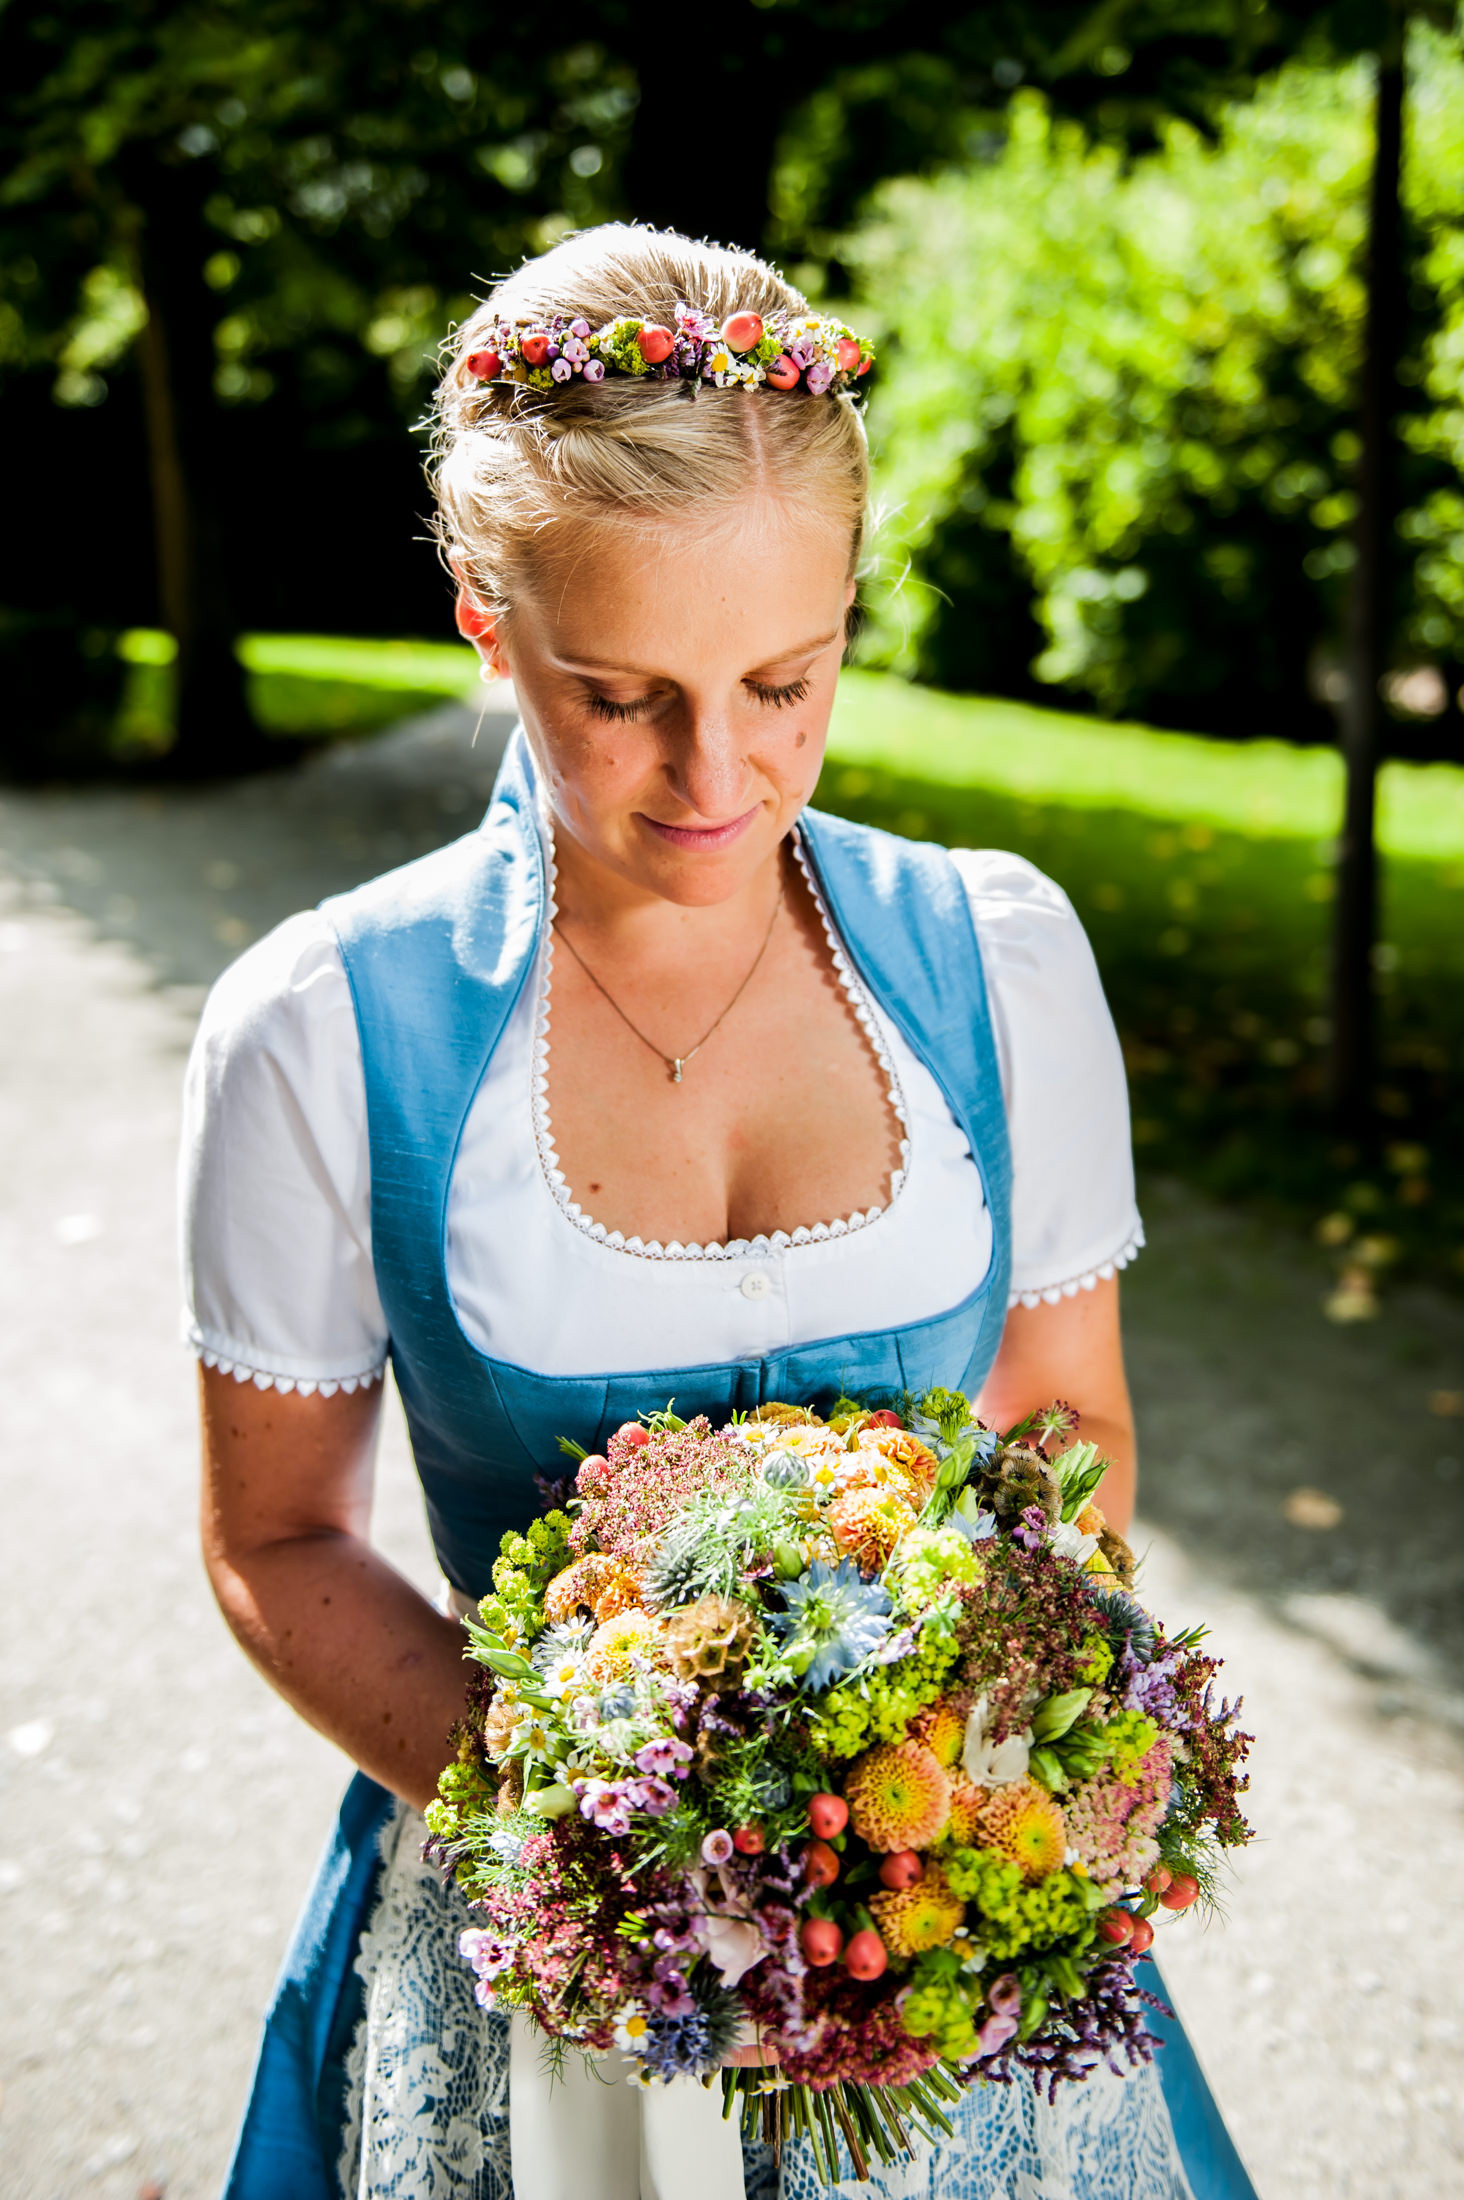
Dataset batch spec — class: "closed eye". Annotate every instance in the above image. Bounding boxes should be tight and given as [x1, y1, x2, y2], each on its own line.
[585, 692, 649, 722]
[746, 676, 810, 709]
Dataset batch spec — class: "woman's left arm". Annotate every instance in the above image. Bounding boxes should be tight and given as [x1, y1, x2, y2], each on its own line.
[975, 1275, 1135, 1531]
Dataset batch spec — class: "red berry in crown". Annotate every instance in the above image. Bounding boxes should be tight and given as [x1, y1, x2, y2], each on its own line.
[721, 311, 764, 354]
[636, 323, 675, 365]
[766, 354, 800, 390]
[835, 337, 862, 374]
[466, 349, 501, 381]
[520, 333, 551, 367]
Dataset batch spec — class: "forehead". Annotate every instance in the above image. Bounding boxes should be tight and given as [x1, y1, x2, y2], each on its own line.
[521, 496, 853, 669]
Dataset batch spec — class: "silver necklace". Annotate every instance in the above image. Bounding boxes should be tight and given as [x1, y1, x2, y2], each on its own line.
[553, 884, 785, 1084]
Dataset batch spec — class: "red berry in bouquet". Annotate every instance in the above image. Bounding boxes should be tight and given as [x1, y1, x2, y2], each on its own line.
[807, 1793, 849, 1839]
[844, 1930, 889, 1981]
[801, 1918, 844, 1967]
[1160, 1873, 1200, 1912]
[877, 1849, 923, 1892]
[1129, 1915, 1155, 1955]
[803, 1839, 840, 1888]
[732, 1825, 765, 1855]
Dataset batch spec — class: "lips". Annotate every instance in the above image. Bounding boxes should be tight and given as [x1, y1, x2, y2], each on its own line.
[639, 806, 761, 851]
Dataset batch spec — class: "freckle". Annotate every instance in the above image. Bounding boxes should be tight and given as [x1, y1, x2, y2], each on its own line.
[321, 1595, 332, 1606]
[588, 1182, 602, 1194]
[795, 730, 807, 748]
[382, 1712, 392, 1726]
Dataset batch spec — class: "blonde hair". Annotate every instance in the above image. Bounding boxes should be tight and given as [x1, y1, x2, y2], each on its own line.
[430, 224, 870, 613]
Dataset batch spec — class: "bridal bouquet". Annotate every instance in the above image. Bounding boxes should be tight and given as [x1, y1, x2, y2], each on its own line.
[425, 1393, 1252, 2183]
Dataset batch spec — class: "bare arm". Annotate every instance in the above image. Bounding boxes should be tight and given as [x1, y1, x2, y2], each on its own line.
[198, 1365, 468, 1812]
[975, 1275, 1136, 1531]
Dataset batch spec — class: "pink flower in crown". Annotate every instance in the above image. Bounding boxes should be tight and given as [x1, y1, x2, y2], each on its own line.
[582, 358, 606, 382]
[551, 358, 573, 382]
[674, 301, 714, 343]
[569, 317, 592, 339]
[561, 335, 589, 365]
[805, 360, 834, 396]
[788, 335, 816, 368]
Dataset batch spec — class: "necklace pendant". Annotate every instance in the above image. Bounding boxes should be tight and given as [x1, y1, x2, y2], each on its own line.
[671, 1058, 683, 1084]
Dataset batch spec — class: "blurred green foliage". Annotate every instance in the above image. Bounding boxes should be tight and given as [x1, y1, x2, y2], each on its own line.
[849, 27, 1464, 743]
[823, 673, 1464, 1292]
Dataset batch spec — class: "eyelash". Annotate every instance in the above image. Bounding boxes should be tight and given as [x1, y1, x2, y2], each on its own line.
[585, 676, 810, 722]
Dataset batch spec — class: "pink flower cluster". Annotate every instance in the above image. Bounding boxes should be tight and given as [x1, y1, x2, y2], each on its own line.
[1063, 1738, 1174, 1889]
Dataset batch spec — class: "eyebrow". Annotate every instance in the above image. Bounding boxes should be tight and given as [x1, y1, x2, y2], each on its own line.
[553, 628, 844, 680]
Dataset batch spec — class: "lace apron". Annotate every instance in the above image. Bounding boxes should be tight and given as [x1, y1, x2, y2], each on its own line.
[221, 732, 1254, 2200]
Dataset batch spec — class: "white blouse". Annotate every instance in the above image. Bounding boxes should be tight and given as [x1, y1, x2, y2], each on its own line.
[179, 833, 1142, 1395]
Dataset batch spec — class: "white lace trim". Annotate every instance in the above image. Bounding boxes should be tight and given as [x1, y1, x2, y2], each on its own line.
[187, 1331, 385, 1398]
[530, 821, 911, 1264]
[1008, 1218, 1146, 1312]
[338, 1803, 512, 2200]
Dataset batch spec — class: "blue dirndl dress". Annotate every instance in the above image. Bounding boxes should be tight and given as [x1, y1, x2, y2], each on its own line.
[222, 732, 1257, 2200]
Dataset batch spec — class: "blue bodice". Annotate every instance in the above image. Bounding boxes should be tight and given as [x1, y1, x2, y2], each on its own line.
[323, 729, 1014, 1595]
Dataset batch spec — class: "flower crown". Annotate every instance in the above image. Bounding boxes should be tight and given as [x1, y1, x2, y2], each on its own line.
[463, 302, 873, 397]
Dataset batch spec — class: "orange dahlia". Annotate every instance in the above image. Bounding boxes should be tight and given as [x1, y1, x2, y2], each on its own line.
[944, 1781, 986, 1847]
[869, 1862, 964, 1957]
[845, 1740, 952, 1851]
[828, 1485, 917, 1571]
[856, 1427, 939, 1503]
[974, 1779, 1067, 1882]
[544, 1555, 645, 1625]
[583, 1608, 665, 1684]
[909, 1696, 968, 1772]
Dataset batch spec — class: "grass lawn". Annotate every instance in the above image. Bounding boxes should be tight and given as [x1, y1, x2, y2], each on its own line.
[117, 633, 1464, 1291]
[826, 672, 1464, 1297]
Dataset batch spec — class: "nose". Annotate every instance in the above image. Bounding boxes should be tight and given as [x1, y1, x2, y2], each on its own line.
[664, 703, 753, 822]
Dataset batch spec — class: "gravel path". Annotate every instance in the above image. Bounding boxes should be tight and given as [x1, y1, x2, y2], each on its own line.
[1, 714, 1461, 2199]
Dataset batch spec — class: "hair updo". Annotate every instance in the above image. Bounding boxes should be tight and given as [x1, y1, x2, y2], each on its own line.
[430, 224, 870, 616]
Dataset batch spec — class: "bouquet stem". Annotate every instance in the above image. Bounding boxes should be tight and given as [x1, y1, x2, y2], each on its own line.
[720, 2066, 961, 2185]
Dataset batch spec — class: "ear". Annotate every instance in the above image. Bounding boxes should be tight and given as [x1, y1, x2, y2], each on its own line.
[455, 588, 510, 678]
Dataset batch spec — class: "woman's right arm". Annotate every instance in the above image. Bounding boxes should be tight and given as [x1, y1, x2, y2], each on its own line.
[199, 1365, 468, 1813]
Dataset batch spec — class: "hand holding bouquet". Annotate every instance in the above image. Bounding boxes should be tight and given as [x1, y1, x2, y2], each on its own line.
[425, 1392, 1252, 2184]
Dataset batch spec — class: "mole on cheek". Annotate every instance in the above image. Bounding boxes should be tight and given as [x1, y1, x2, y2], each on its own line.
[795, 730, 807, 748]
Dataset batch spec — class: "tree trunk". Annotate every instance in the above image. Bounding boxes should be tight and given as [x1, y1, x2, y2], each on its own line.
[123, 155, 273, 776]
[1328, 41, 1405, 1130]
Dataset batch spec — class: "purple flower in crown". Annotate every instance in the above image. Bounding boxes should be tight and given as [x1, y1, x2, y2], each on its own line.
[805, 360, 833, 396]
[582, 358, 606, 382]
[788, 335, 816, 368]
[551, 358, 573, 382]
[569, 317, 591, 339]
[561, 335, 589, 365]
[674, 300, 715, 343]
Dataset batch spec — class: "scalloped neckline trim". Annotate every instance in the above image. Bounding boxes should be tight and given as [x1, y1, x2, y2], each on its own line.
[530, 821, 911, 1263]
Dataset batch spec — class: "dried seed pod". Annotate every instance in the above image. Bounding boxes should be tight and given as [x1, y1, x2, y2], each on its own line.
[662, 1593, 760, 1686]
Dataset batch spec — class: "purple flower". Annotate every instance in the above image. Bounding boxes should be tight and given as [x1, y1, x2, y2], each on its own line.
[561, 336, 589, 364]
[582, 358, 606, 382]
[973, 2011, 1020, 2057]
[626, 1776, 679, 1817]
[647, 1962, 698, 2016]
[636, 1737, 694, 1779]
[701, 1829, 734, 1865]
[987, 1973, 1022, 2019]
[1013, 1504, 1049, 1551]
[551, 358, 573, 382]
[569, 317, 591, 339]
[574, 1778, 634, 1836]
[805, 361, 833, 395]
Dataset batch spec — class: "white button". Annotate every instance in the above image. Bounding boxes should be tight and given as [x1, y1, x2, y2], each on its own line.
[739, 1270, 771, 1302]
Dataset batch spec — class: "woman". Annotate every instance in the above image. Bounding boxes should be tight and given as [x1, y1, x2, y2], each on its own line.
[183, 226, 1253, 2200]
